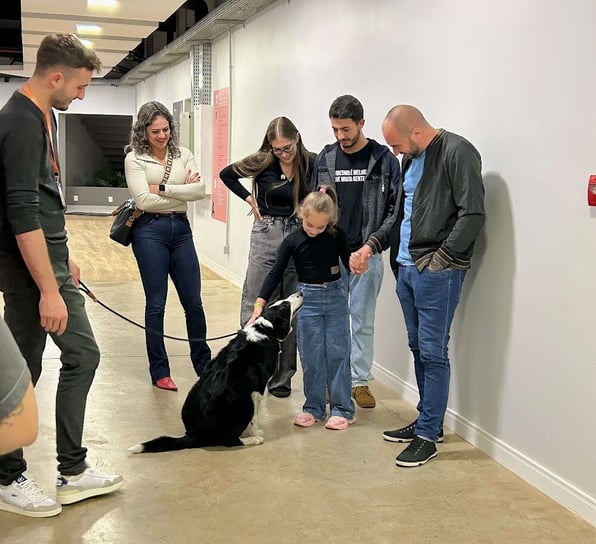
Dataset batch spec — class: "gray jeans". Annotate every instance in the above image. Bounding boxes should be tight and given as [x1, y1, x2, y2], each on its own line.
[0, 253, 100, 482]
[241, 216, 299, 392]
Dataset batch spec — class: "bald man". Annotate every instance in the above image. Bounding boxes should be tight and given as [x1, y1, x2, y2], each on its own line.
[381, 105, 485, 467]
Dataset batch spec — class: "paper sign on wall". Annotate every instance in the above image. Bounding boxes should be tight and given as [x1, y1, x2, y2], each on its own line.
[211, 87, 229, 223]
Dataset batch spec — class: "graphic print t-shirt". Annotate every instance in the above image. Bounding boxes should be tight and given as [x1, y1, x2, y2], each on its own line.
[334, 141, 372, 251]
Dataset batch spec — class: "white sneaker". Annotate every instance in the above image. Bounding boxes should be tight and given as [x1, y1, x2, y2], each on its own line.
[0, 472, 62, 517]
[56, 466, 124, 505]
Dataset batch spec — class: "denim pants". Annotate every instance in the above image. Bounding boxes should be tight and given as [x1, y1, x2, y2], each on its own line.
[241, 216, 299, 392]
[296, 280, 354, 420]
[0, 254, 100, 481]
[396, 264, 466, 442]
[339, 253, 384, 387]
[132, 213, 211, 382]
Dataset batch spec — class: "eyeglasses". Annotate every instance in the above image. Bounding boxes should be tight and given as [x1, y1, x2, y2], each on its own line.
[271, 143, 296, 156]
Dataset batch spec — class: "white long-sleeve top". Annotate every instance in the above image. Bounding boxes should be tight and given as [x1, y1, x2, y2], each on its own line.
[124, 146, 205, 212]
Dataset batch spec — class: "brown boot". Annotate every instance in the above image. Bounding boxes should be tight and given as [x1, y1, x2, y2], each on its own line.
[352, 386, 376, 408]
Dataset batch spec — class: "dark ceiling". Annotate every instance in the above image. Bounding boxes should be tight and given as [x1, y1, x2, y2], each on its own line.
[0, 0, 210, 80]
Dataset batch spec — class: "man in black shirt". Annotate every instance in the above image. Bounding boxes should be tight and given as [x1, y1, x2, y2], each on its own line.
[310, 95, 401, 409]
[0, 34, 123, 518]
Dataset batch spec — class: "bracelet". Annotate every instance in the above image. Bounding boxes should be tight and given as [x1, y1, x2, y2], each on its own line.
[254, 301, 264, 308]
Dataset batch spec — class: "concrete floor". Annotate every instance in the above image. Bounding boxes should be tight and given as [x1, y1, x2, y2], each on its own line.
[1, 216, 595, 543]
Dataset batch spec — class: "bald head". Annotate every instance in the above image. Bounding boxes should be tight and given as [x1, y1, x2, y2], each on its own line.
[385, 105, 431, 133]
[382, 105, 437, 157]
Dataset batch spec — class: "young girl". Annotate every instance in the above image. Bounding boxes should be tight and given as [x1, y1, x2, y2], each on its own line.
[250, 188, 367, 430]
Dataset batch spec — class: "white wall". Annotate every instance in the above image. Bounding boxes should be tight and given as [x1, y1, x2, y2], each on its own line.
[175, 0, 596, 524]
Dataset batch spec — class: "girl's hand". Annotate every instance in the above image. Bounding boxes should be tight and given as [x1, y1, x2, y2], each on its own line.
[247, 300, 265, 325]
[349, 251, 369, 275]
[185, 170, 201, 184]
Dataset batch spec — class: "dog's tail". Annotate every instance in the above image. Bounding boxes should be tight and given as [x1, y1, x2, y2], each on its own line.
[128, 434, 200, 454]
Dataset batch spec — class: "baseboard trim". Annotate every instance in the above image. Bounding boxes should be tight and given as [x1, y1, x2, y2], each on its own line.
[373, 363, 596, 527]
[198, 253, 244, 288]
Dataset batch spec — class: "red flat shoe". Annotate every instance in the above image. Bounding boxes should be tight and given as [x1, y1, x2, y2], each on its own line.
[154, 377, 178, 391]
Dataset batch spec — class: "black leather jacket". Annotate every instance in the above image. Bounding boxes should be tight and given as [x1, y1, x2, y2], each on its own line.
[389, 129, 485, 277]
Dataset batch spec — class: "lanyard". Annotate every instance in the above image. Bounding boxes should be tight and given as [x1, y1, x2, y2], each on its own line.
[21, 84, 64, 206]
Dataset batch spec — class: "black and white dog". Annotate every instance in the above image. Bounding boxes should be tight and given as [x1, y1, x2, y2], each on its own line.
[129, 292, 303, 453]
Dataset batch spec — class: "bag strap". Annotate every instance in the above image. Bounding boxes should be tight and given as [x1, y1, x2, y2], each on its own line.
[161, 153, 173, 184]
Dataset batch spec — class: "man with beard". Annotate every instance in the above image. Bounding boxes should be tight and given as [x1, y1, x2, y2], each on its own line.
[310, 95, 400, 410]
[381, 105, 485, 466]
[0, 34, 123, 518]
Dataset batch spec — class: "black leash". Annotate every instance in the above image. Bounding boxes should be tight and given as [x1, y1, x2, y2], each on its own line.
[78, 280, 239, 343]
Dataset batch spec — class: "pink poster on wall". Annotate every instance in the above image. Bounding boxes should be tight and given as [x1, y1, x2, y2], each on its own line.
[211, 87, 230, 223]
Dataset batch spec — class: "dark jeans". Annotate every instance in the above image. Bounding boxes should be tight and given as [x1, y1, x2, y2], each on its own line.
[0, 253, 100, 481]
[132, 213, 211, 382]
[240, 216, 299, 393]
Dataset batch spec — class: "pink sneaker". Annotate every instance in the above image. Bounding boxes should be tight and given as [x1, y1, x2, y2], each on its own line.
[325, 416, 356, 430]
[293, 413, 319, 427]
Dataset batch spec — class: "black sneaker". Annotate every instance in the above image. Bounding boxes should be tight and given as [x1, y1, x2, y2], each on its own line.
[382, 419, 444, 443]
[395, 436, 438, 467]
[268, 387, 291, 398]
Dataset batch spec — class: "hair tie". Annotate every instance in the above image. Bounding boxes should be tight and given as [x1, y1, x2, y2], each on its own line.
[319, 187, 327, 194]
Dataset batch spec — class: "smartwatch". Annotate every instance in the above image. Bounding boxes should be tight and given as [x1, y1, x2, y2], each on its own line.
[159, 183, 166, 193]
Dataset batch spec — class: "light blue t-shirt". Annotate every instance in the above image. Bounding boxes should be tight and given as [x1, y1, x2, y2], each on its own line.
[397, 151, 426, 265]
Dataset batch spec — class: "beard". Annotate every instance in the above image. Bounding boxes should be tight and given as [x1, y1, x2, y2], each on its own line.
[338, 129, 361, 150]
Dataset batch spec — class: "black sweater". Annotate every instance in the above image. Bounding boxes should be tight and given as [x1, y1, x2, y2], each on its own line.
[258, 226, 351, 301]
[219, 155, 314, 217]
[0, 91, 67, 261]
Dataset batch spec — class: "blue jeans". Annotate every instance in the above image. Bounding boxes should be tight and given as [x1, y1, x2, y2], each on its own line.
[339, 253, 384, 387]
[296, 280, 354, 420]
[241, 216, 299, 392]
[132, 213, 211, 382]
[396, 264, 466, 442]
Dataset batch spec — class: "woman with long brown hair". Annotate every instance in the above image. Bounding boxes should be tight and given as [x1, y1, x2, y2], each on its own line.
[219, 116, 315, 397]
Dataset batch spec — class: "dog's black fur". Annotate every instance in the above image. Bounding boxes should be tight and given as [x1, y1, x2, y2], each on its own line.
[129, 292, 303, 453]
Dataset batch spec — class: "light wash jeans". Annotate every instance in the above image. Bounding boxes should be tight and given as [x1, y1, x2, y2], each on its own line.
[339, 253, 384, 387]
[241, 216, 300, 393]
[396, 264, 466, 442]
[296, 280, 354, 420]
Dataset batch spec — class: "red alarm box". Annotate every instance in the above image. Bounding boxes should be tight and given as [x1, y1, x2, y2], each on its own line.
[589, 175, 596, 206]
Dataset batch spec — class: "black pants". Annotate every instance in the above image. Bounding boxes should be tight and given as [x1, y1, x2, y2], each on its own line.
[0, 254, 100, 483]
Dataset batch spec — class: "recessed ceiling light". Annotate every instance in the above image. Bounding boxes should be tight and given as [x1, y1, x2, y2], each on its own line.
[76, 24, 102, 34]
[87, 0, 118, 7]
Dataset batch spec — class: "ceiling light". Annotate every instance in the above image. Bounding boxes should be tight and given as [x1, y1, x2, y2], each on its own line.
[87, 0, 118, 7]
[76, 24, 102, 34]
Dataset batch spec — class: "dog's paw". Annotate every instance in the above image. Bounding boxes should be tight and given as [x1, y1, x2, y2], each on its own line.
[240, 436, 265, 446]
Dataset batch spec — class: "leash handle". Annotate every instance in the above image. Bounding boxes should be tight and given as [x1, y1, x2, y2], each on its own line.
[78, 280, 237, 343]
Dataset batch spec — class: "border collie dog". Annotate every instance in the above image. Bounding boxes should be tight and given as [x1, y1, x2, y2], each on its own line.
[129, 292, 303, 453]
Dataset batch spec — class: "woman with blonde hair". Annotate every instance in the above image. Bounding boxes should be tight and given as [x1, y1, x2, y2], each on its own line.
[219, 116, 315, 397]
